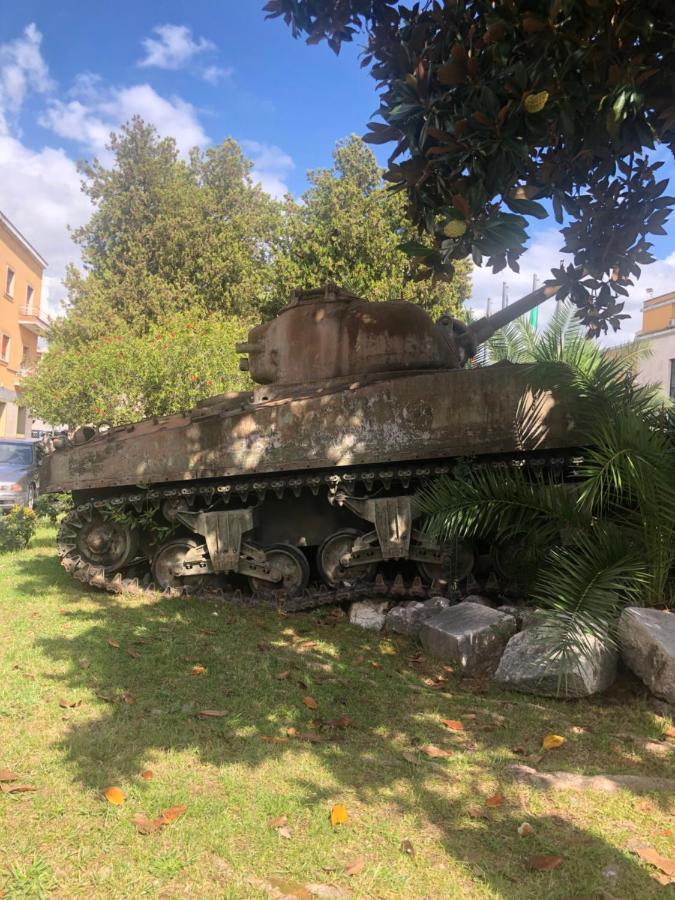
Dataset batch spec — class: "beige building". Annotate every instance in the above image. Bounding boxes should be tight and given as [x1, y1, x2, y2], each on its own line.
[635, 291, 675, 398]
[0, 211, 48, 436]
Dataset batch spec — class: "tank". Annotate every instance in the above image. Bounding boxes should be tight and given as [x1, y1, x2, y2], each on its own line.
[41, 284, 578, 608]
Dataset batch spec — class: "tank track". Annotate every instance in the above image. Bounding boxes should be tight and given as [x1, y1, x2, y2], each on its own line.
[58, 455, 572, 611]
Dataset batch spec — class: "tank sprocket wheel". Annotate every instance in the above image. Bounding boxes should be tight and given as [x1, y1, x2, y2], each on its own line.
[317, 528, 377, 588]
[152, 538, 208, 592]
[417, 539, 475, 585]
[248, 543, 310, 597]
[69, 513, 139, 573]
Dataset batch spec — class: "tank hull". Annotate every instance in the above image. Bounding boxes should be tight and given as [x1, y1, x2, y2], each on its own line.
[42, 365, 576, 494]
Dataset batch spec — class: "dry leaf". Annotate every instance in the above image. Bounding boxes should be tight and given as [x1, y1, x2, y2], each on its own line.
[330, 803, 349, 826]
[191, 665, 206, 676]
[344, 856, 365, 876]
[277, 826, 292, 839]
[528, 854, 564, 871]
[486, 793, 505, 808]
[197, 709, 226, 719]
[286, 727, 298, 737]
[441, 719, 464, 731]
[303, 696, 319, 710]
[421, 744, 452, 759]
[141, 770, 153, 781]
[132, 813, 162, 835]
[0, 769, 20, 782]
[96, 691, 115, 703]
[634, 846, 675, 877]
[276, 670, 291, 680]
[103, 786, 126, 805]
[269, 815, 288, 829]
[370, 661, 382, 669]
[123, 691, 135, 705]
[402, 751, 421, 765]
[518, 822, 535, 836]
[159, 804, 187, 824]
[0, 783, 36, 793]
[468, 805, 488, 819]
[400, 839, 415, 856]
[58, 698, 80, 708]
[327, 715, 353, 729]
[107, 639, 120, 649]
[126, 646, 140, 659]
[542, 734, 566, 751]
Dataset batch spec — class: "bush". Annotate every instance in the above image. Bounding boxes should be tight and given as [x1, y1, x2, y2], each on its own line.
[0, 506, 37, 551]
[33, 493, 73, 524]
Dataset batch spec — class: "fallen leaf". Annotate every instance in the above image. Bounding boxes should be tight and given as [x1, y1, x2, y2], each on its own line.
[132, 813, 162, 835]
[542, 734, 566, 751]
[197, 709, 226, 719]
[330, 803, 349, 826]
[634, 846, 675, 877]
[123, 691, 135, 705]
[296, 680, 308, 690]
[518, 822, 535, 836]
[141, 770, 153, 781]
[303, 696, 319, 710]
[269, 815, 288, 829]
[96, 691, 115, 703]
[58, 698, 80, 708]
[370, 661, 382, 669]
[277, 826, 292, 839]
[344, 856, 365, 876]
[467, 806, 488, 819]
[327, 715, 353, 729]
[0, 769, 20, 782]
[400, 839, 415, 856]
[486, 793, 505, 808]
[276, 670, 291, 680]
[402, 751, 421, 765]
[159, 804, 187, 824]
[528, 854, 564, 871]
[421, 744, 452, 759]
[664, 726, 675, 740]
[103, 786, 126, 805]
[107, 639, 120, 649]
[441, 719, 464, 731]
[126, 646, 140, 659]
[286, 727, 298, 738]
[0, 783, 36, 793]
[191, 665, 206, 676]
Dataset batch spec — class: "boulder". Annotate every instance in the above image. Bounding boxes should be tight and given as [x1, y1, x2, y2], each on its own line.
[348, 600, 389, 631]
[618, 607, 675, 704]
[463, 594, 495, 608]
[494, 626, 617, 697]
[385, 602, 426, 637]
[419, 602, 517, 674]
[421, 596, 451, 616]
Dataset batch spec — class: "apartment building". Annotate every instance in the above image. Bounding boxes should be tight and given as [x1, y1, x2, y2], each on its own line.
[0, 211, 48, 436]
[633, 291, 675, 398]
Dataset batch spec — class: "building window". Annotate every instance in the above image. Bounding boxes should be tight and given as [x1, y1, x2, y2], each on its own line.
[16, 407, 27, 436]
[5, 268, 15, 298]
[21, 345, 29, 368]
[25, 284, 34, 312]
[670, 359, 675, 399]
[0, 334, 10, 363]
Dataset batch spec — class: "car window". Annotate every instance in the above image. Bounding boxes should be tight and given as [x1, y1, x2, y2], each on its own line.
[0, 444, 33, 466]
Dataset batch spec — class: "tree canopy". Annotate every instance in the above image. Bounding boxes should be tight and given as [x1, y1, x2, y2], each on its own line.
[266, 0, 675, 336]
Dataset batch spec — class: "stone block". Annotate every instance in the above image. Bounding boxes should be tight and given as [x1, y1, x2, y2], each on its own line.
[463, 593, 495, 608]
[419, 602, 517, 674]
[349, 600, 389, 631]
[494, 626, 617, 697]
[385, 602, 426, 637]
[421, 596, 451, 616]
[619, 607, 675, 704]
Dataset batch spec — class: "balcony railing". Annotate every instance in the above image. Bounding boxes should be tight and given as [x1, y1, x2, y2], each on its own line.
[18, 305, 49, 335]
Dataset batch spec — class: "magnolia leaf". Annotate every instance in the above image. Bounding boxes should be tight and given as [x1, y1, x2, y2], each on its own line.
[141, 770, 154, 781]
[330, 803, 349, 826]
[441, 719, 464, 731]
[103, 786, 126, 805]
[0, 769, 20, 782]
[302, 696, 319, 710]
[197, 709, 226, 719]
[527, 855, 564, 871]
[486, 793, 505, 808]
[542, 734, 566, 750]
[344, 856, 365, 876]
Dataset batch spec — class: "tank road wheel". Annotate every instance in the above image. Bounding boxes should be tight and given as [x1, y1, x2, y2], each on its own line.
[317, 529, 377, 588]
[248, 544, 310, 597]
[75, 515, 139, 573]
[417, 539, 475, 585]
[152, 539, 208, 592]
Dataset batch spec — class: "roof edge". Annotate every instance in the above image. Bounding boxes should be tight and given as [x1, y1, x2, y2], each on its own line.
[0, 211, 48, 269]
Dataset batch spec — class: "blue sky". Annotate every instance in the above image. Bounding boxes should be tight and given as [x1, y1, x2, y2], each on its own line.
[1, 2, 674, 342]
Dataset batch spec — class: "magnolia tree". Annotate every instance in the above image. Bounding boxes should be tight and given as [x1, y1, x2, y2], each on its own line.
[267, 0, 675, 336]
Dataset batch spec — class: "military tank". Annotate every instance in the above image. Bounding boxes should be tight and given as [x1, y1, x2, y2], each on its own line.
[41, 284, 578, 608]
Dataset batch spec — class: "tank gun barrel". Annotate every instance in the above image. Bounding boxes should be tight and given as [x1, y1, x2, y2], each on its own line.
[467, 283, 559, 349]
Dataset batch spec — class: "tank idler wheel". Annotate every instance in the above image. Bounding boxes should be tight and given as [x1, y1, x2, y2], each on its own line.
[75, 514, 139, 573]
[248, 544, 310, 597]
[317, 528, 377, 588]
[152, 538, 208, 592]
[417, 539, 475, 585]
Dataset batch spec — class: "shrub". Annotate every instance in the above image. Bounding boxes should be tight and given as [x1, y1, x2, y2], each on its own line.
[0, 506, 37, 551]
[33, 493, 73, 524]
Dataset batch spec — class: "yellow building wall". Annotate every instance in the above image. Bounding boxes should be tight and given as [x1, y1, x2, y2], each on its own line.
[641, 292, 675, 335]
[0, 217, 45, 436]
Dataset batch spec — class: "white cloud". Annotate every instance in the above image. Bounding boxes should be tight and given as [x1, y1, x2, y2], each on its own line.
[201, 64, 234, 85]
[41, 82, 208, 157]
[0, 23, 53, 130]
[241, 140, 294, 198]
[139, 24, 214, 70]
[466, 227, 675, 347]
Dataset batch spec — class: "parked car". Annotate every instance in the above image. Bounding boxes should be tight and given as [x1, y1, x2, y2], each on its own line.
[0, 438, 41, 511]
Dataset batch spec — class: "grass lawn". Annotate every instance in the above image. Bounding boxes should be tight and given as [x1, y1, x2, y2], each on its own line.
[0, 526, 673, 898]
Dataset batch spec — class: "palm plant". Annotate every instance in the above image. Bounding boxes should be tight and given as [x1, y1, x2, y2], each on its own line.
[419, 306, 674, 679]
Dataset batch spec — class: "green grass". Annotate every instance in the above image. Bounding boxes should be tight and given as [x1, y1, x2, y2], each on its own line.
[0, 527, 673, 898]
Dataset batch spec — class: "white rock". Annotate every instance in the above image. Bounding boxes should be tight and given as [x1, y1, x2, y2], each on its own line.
[419, 601, 517, 674]
[494, 626, 617, 697]
[349, 600, 389, 631]
[619, 607, 675, 704]
[385, 602, 426, 636]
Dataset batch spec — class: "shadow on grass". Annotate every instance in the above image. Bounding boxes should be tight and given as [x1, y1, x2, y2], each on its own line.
[15, 550, 670, 898]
